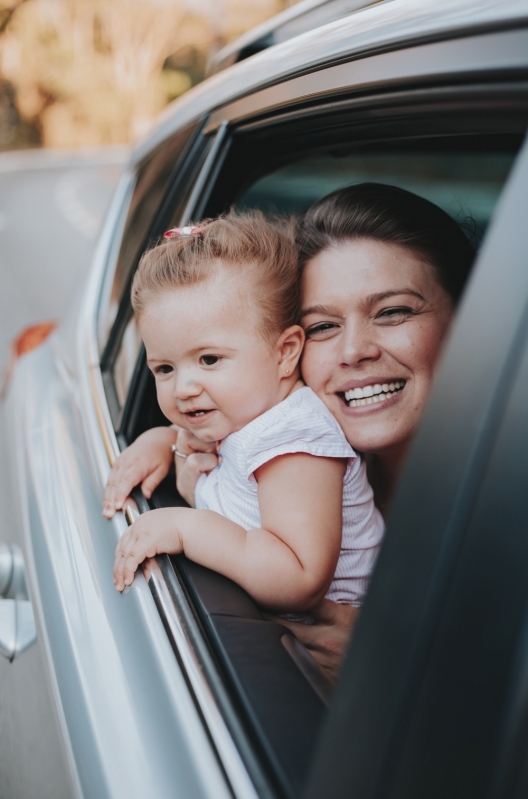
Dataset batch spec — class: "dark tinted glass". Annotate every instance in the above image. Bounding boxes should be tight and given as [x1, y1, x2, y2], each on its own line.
[237, 148, 516, 245]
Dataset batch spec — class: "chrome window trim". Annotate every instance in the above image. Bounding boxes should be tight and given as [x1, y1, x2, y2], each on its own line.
[205, 26, 528, 132]
[78, 130, 259, 799]
[209, 0, 384, 75]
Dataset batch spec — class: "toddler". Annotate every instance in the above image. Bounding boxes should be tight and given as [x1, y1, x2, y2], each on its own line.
[108, 213, 384, 612]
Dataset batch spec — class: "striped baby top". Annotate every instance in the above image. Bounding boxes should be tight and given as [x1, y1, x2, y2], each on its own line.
[194, 386, 385, 606]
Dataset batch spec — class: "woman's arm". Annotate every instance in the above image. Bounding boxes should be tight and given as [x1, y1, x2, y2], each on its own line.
[271, 599, 359, 683]
[114, 453, 345, 612]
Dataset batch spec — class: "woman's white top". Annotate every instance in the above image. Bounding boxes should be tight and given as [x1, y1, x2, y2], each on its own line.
[195, 387, 385, 606]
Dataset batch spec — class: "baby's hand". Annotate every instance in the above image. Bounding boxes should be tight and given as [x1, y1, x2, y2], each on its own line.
[175, 429, 218, 507]
[113, 507, 186, 591]
[103, 426, 177, 518]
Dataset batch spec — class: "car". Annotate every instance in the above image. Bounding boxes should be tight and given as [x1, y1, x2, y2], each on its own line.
[207, 0, 381, 75]
[2, 1, 528, 797]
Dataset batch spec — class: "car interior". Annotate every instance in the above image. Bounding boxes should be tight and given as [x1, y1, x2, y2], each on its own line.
[99, 85, 528, 798]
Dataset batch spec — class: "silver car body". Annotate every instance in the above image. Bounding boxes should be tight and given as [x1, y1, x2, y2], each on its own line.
[2, 0, 528, 796]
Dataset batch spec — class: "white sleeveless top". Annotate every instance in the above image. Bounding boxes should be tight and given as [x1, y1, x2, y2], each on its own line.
[195, 387, 385, 606]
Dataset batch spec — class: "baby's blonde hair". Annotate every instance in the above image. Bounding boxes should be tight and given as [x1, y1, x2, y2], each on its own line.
[131, 211, 300, 341]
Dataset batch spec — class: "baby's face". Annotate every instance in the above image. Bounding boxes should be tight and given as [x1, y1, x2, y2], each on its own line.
[140, 269, 285, 442]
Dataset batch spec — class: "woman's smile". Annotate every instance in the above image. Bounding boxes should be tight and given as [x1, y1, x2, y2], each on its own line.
[339, 378, 406, 409]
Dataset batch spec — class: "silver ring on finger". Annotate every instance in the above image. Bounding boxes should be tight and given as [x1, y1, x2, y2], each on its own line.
[172, 444, 188, 459]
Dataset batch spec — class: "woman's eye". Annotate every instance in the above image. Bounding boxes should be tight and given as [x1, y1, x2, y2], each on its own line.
[200, 355, 221, 366]
[305, 322, 339, 339]
[377, 307, 415, 323]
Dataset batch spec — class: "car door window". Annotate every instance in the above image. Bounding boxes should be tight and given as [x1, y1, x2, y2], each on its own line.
[104, 123, 199, 340]
[99, 121, 215, 427]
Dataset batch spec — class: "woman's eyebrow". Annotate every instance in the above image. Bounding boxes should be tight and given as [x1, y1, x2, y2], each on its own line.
[366, 288, 426, 304]
[301, 290, 425, 318]
[301, 304, 342, 318]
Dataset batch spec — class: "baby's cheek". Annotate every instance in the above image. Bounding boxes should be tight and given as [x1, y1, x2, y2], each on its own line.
[157, 390, 180, 426]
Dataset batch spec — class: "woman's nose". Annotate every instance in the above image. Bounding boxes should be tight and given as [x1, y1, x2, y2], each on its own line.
[338, 321, 381, 366]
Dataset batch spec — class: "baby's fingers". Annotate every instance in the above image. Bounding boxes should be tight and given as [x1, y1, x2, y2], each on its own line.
[176, 452, 218, 506]
[188, 452, 219, 473]
[103, 465, 126, 517]
[114, 534, 145, 591]
[177, 428, 217, 455]
[103, 463, 144, 517]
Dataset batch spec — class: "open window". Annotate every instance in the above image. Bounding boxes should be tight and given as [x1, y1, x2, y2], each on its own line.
[100, 81, 528, 798]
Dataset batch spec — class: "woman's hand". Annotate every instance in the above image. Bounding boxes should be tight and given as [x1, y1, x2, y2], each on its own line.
[103, 426, 177, 518]
[174, 429, 218, 506]
[113, 507, 187, 590]
[273, 598, 359, 683]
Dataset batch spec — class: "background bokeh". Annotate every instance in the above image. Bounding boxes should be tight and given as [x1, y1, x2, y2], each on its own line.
[0, 0, 293, 149]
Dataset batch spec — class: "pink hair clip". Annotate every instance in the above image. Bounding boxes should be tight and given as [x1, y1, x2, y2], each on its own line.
[164, 226, 203, 239]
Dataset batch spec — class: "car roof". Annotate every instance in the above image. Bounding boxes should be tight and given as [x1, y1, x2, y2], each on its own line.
[133, 0, 528, 165]
[207, 0, 383, 75]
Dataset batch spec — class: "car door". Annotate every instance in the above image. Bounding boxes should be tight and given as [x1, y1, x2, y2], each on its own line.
[306, 134, 528, 799]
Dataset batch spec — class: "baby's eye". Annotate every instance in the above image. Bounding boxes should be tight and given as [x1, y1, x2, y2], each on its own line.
[305, 322, 340, 339]
[154, 364, 173, 375]
[200, 354, 221, 366]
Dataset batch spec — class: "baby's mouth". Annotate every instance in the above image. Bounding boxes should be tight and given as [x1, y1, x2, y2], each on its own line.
[184, 408, 215, 421]
[340, 380, 406, 407]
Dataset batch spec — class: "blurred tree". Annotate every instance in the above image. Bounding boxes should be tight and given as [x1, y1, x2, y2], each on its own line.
[0, 0, 40, 146]
[0, 0, 289, 148]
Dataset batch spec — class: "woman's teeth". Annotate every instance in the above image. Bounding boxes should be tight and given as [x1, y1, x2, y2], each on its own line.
[344, 381, 405, 407]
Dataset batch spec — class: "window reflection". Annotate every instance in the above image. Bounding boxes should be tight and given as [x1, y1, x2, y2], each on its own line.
[113, 315, 142, 407]
[237, 150, 516, 243]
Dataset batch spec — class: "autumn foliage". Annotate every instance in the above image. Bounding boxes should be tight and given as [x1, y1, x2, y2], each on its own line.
[0, 0, 288, 148]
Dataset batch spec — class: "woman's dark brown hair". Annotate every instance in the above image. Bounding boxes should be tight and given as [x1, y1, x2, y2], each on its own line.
[296, 183, 476, 303]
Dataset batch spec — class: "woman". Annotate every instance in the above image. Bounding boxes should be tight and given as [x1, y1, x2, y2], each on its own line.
[278, 182, 474, 678]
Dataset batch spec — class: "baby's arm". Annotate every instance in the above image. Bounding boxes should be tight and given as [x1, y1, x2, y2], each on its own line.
[103, 426, 177, 517]
[113, 453, 345, 612]
[103, 427, 218, 516]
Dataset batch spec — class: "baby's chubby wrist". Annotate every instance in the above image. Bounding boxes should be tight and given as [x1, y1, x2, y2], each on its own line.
[137, 426, 178, 460]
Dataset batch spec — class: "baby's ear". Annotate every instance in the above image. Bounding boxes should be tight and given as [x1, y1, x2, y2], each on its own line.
[278, 325, 305, 373]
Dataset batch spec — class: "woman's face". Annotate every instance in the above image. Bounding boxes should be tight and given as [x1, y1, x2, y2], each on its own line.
[301, 239, 454, 459]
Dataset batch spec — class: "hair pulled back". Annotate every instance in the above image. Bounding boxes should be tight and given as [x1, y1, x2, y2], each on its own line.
[132, 210, 300, 340]
[296, 183, 475, 303]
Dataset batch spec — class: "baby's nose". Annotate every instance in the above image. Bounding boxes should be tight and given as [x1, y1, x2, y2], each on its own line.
[173, 372, 202, 399]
